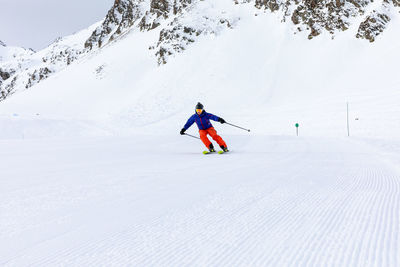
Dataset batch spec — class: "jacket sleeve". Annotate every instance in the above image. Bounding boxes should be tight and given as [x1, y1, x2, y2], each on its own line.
[207, 113, 220, 122]
[183, 115, 196, 130]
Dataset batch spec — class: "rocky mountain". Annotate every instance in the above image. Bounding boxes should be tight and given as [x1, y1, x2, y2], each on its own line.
[0, 26, 96, 101]
[0, 41, 36, 100]
[256, 0, 400, 41]
[1, 0, 399, 102]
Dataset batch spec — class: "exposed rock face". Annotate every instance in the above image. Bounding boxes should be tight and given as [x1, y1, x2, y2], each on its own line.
[138, 0, 170, 31]
[0, 75, 16, 101]
[150, 0, 170, 17]
[25, 67, 52, 89]
[255, 0, 282, 12]
[391, 0, 400, 7]
[357, 11, 391, 42]
[0, 68, 12, 81]
[85, 0, 194, 48]
[85, 0, 146, 49]
[153, 15, 237, 65]
[173, 0, 193, 14]
[255, 0, 399, 41]
[0, 67, 14, 101]
[137, 0, 193, 31]
[256, 0, 374, 39]
[0, 40, 5, 47]
[356, 0, 398, 42]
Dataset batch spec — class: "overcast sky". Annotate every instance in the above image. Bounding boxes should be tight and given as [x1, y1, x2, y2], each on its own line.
[0, 0, 114, 51]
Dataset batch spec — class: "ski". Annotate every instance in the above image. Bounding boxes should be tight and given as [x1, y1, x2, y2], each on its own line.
[203, 150, 228, 154]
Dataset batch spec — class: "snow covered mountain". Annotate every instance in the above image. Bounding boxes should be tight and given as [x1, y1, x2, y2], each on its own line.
[0, 40, 33, 62]
[0, 0, 399, 140]
[1, 1, 400, 266]
[85, 0, 400, 62]
[0, 24, 99, 101]
[0, 41, 35, 98]
[1, 0, 399, 102]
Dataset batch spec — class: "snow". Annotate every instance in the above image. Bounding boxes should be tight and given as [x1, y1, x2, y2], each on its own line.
[0, 43, 33, 62]
[1, 135, 399, 266]
[1, 1, 400, 265]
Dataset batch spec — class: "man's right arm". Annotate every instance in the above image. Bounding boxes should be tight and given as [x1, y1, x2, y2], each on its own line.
[181, 115, 195, 134]
[183, 115, 195, 130]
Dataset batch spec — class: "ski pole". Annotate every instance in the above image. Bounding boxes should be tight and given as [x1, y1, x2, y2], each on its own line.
[184, 133, 201, 139]
[225, 122, 251, 132]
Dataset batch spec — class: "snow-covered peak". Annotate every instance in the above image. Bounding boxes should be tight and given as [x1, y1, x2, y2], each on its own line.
[0, 41, 34, 62]
[1, 0, 399, 103]
[84, 0, 147, 49]
[0, 23, 100, 101]
[84, 0, 400, 64]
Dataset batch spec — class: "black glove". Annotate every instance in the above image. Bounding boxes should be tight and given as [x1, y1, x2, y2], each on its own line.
[218, 118, 226, 124]
[180, 128, 186, 135]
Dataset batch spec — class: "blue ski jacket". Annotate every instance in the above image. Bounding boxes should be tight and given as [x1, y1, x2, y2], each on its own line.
[183, 111, 220, 130]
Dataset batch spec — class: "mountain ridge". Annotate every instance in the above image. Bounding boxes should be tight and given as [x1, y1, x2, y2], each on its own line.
[0, 0, 399, 102]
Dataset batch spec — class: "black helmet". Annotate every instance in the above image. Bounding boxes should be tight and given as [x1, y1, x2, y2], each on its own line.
[195, 102, 204, 110]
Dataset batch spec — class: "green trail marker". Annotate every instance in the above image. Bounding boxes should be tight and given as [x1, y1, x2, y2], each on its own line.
[295, 123, 299, 136]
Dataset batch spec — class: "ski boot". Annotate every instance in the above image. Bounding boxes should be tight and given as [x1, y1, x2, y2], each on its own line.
[209, 144, 216, 153]
[220, 145, 229, 153]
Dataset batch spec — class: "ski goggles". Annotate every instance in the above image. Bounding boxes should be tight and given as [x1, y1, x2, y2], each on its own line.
[196, 109, 203, 113]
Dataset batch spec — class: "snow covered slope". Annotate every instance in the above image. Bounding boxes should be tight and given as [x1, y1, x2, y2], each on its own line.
[1, 1, 400, 265]
[0, 41, 33, 62]
[1, 135, 400, 266]
[0, 0, 399, 139]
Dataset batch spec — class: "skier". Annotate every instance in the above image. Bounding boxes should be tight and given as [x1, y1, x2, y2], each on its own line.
[180, 102, 229, 153]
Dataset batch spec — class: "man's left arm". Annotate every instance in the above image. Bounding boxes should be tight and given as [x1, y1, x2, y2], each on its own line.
[208, 113, 225, 124]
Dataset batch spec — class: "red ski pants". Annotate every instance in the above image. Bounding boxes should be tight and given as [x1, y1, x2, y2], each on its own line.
[199, 127, 227, 148]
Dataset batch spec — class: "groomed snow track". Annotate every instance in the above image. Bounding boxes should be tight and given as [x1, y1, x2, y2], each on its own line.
[1, 135, 399, 266]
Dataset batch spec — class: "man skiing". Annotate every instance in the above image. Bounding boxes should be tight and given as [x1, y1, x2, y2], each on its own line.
[180, 102, 229, 153]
